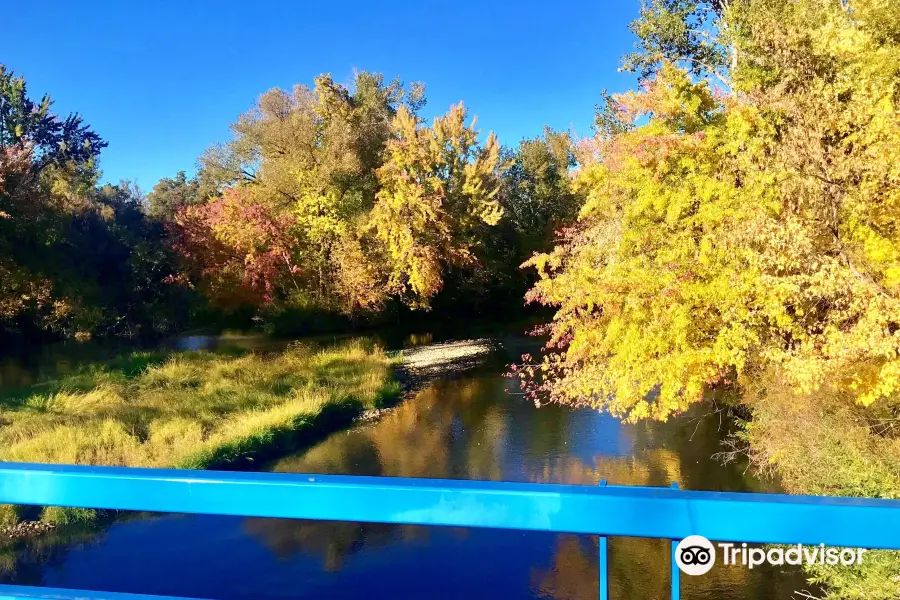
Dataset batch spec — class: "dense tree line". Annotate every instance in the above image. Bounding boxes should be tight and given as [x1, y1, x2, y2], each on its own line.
[0, 70, 578, 338]
[167, 73, 580, 325]
[0, 66, 191, 339]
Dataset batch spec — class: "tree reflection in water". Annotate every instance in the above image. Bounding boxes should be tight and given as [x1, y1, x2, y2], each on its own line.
[242, 363, 814, 599]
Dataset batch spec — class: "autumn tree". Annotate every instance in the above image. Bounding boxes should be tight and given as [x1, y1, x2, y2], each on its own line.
[368, 103, 503, 308]
[171, 186, 304, 310]
[177, 73, 509, 317]
[519, 63, 739, 420]
[523, 0, 900, 419]
[518, 1, 899, 596]
[179, 72, 425, 315]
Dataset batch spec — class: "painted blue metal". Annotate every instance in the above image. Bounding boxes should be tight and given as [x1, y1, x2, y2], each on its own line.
[3, 461, 900, 600]
[597, 479, 608, 600]
[2, 462, 900, 549]
[670, 482, 681, 600]
[598, 536, 609, 600]
[0, 585, 205, 600]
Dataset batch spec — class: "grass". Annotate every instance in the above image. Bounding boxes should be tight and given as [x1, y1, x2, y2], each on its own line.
[0, 341, 400, 529]
[738, 370, 900, 600]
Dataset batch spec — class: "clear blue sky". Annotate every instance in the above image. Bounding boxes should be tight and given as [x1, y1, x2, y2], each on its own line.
[2, 1, 640, 189]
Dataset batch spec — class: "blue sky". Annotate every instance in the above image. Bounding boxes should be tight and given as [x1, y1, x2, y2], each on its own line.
[2, 1, 640, 189]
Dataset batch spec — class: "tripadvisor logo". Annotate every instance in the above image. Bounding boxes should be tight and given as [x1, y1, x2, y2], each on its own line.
[675, 535, 716, 575]
[675, 535, 868, 576]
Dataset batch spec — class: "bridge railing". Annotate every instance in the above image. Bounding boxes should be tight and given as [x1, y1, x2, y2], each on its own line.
[2, 462, 900, 600]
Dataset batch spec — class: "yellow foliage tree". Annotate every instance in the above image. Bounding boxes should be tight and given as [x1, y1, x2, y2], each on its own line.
[521, 0, 900, 422]
[519, 2, 899, 595]
[369, 103, 503, 308]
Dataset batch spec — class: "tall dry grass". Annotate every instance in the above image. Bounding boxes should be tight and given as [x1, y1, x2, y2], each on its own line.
[737, 369, 900, 599]
[0, 341, 399, 528]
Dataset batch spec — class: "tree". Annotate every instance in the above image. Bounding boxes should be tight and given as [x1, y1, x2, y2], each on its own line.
[176, 72, 425, 315]
[176, 72, 511, 318]
[623, 0, 732, 86]
[0, 144, 56, 330]
[172, 186, 305, 310]
[521, 0, 900, 422]
[0, 65, 105, 177]
[147, 171, 201, 221]
[0, 65, 192, 338]
[0, 65, 106, 335]
[518, 1, 899, 596]
[500, 129, 580, 260]
[517, 63, 737, 421]
[368, 103, 503, 308]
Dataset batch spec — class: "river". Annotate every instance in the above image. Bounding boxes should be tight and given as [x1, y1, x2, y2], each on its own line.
[0, 325, 814, 599]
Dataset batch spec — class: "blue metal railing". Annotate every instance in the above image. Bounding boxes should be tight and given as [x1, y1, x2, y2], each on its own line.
[2, 462, 900, 600]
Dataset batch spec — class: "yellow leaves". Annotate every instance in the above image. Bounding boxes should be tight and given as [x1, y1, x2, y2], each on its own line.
[370, 101, 503, 309]
[615, 63, 720, 134]
[332, 232, 388, 312]
[522, 251, 561, 277]
[393, 105, 420, 141]
[294, 189, 347, 243]
[851, 360, 900, 407]
[523, 6, 900, 422]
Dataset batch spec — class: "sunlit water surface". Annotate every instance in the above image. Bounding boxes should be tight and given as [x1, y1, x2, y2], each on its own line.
[1, 327, 814, 599]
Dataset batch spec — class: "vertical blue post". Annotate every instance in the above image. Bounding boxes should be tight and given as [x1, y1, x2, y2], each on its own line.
[598, 479, 608, 600]
[670, 482, 680, 600]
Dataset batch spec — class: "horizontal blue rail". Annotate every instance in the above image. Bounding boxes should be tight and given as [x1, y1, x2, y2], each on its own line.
[2, 462, 899, 600]
[0, 587, 199, 600]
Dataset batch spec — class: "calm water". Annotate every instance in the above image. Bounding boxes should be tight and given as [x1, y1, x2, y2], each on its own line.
[1, 329, 814, 599]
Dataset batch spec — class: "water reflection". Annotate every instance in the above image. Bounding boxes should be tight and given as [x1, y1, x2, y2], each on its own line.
[3, 336, 816, 599]
[242, 354, 810, 599]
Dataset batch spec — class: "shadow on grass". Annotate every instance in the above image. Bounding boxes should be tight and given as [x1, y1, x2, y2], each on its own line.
[0, 380, 404, 583]
[0, 350, 178, 409]
[1, 347, 253, 401]
[192, 379, 403, 473]
[192, 397, 367, 471]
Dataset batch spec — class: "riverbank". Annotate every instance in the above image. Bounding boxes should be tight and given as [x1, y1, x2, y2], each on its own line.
[0, 341, 400, 532]
[741, 384, 900, 599]
[1, 333, 816, 599]
[0, 336, 500, 540]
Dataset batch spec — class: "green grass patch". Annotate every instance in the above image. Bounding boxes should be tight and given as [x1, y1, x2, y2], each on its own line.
[0, 341, 399, 528]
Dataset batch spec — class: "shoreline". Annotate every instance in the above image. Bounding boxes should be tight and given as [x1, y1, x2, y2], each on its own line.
[0, 338, 495, 544]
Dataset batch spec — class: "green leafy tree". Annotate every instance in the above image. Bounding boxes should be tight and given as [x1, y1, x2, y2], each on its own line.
[0, 65, 105, 176]
[500, 129, 580, 259]
[624, 0, 732, 86]
[147, 171, 201, 221]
